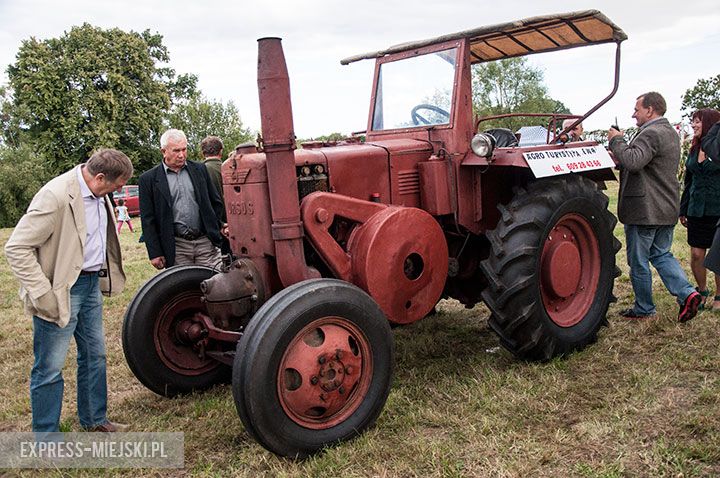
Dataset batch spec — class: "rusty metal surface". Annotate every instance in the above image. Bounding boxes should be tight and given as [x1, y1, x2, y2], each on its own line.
[418, 159, 453, 215]
[277, 317, 373, 429]
[257, 37, 320, 286]
[322, 144, 392, 203]
[540, 213, 601, 327]
[301, 192, 447, 324]
[224, 182, 275, 259]
[301, 192, 387, 280]
[348, 206, 448, 324]
[201, 258, 266, 330]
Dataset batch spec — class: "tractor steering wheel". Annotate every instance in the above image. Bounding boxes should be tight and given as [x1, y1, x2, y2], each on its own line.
[410, 104, 450, 126]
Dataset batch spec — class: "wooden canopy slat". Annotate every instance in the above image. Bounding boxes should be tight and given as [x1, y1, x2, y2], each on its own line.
[341, 10, 626, 65]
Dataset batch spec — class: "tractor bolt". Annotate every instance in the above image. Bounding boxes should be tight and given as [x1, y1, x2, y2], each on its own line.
[563, 234, 567, 239]
[555, 306, 559, 311]
[318, 356, 326, 364]
[315, 208, 329, 224]
[245, 273, 253, 281]
[339, 386, 345, 395]
[548, 236, 553, 241]
[250, 294, 258, 302]
[310, 376, 319, 385]
[345, 366, 353, 375]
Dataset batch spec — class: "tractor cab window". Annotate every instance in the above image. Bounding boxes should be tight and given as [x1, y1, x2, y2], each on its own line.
[372, 47, 457, 131]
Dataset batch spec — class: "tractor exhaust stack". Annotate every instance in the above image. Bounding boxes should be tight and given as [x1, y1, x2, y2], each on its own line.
[257, 37, 319, 285]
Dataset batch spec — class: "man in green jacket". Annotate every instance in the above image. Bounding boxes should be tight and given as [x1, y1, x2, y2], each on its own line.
[201, 136, 224, 203]
[200, 135, 230, 254]
[608, 91, 701, 322]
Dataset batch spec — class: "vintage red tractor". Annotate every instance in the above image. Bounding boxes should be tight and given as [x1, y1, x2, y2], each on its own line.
[123, 10, 626, 457]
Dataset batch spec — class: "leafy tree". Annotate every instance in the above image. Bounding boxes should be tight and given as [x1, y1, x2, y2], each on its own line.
[0, 143, 51, 227]
[681, 74, 720, 116]
[0, 86, 23, 148]
[164, 95, 253, 163]
[4, 24, 198, 176]
[472, 57, 569, 132]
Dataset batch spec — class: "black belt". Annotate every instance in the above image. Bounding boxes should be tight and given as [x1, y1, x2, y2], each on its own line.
[79, 270, 98, 276]
[175, 230, 204, 241]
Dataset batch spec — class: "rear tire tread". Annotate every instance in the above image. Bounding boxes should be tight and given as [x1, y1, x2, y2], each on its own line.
[480, 176, 618, 361]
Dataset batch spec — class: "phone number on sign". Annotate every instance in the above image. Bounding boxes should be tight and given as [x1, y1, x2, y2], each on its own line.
[551, 159, 605, 173]
[566, 159, 604, 170]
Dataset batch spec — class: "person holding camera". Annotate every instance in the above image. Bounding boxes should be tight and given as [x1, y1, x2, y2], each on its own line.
[608, 91, 700, 322]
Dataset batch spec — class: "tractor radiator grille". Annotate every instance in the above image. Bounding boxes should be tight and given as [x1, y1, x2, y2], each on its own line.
[297, 174, 329, 201]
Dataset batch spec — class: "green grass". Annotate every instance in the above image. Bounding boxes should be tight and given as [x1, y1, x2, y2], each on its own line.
[1, 182, 719, 477]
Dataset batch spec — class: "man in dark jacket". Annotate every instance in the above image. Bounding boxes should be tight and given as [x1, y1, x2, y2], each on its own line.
[608, 92, 701, 322]
[139, 129, 227, 269]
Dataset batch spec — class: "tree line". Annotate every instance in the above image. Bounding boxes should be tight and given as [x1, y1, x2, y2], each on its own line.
[0, 24, 718, 228]
[0, 24, 252, 227]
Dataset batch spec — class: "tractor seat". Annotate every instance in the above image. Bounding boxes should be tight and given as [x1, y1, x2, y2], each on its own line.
[484, 128, 519, 148]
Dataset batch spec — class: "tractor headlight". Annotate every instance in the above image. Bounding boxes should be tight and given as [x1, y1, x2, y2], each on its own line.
[471, 132, 496, 158]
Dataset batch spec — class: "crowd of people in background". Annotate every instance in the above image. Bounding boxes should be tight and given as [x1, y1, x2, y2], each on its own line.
[5, 92, 720, 432]
[607, 92, 720, 322]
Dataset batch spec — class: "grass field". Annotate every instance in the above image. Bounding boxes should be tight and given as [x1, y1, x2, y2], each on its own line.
[1, 181, 719, 477]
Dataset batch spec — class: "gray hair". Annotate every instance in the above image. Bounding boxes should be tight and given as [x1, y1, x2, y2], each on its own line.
[86, 149, 134, 181]
[160, 129, 187, 149]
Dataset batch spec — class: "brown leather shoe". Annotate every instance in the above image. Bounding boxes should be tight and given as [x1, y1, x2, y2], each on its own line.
[89, 421, 129, 432]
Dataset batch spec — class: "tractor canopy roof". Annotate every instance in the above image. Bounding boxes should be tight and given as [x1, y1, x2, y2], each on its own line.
[340, 10, 627, 65]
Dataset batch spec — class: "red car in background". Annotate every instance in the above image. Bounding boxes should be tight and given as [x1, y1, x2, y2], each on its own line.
[113, 185, 140, 216]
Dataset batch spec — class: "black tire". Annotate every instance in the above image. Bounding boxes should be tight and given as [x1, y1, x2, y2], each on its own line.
[480, 175, 621, 361]
[233, 279, 394, 458]
[122, 265, 231, 397]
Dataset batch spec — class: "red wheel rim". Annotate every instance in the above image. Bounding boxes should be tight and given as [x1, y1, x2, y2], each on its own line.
[153, 291, 219, 375]
[539, 213, 600, 327]
[277, 317, 373, 429]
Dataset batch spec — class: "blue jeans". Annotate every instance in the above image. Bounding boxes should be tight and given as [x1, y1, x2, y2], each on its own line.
[30, 274, 107, 432]
[625, 225, 695, 315]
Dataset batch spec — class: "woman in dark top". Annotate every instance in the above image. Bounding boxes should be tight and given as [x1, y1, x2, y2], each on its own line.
[679, 108, 720, 310]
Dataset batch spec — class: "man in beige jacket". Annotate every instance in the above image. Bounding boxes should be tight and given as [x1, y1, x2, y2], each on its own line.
[5, 149, 132, 432]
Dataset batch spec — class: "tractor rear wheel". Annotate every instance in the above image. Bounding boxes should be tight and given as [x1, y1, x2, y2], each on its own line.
[122, 266, 231, 397]
[480, 175, 620, 361]
[232, 279, 394, 458]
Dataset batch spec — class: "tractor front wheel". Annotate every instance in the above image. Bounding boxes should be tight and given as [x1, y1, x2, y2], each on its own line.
[480, 175, 620, 361]
[122, 266, 231, 396]
[232, 279, 394, 458]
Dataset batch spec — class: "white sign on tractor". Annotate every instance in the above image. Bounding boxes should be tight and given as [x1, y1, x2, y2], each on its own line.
[523, 146, 615, 178]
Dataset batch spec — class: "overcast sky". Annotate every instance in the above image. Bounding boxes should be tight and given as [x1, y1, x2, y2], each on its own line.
[1, 0, 719, 138]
